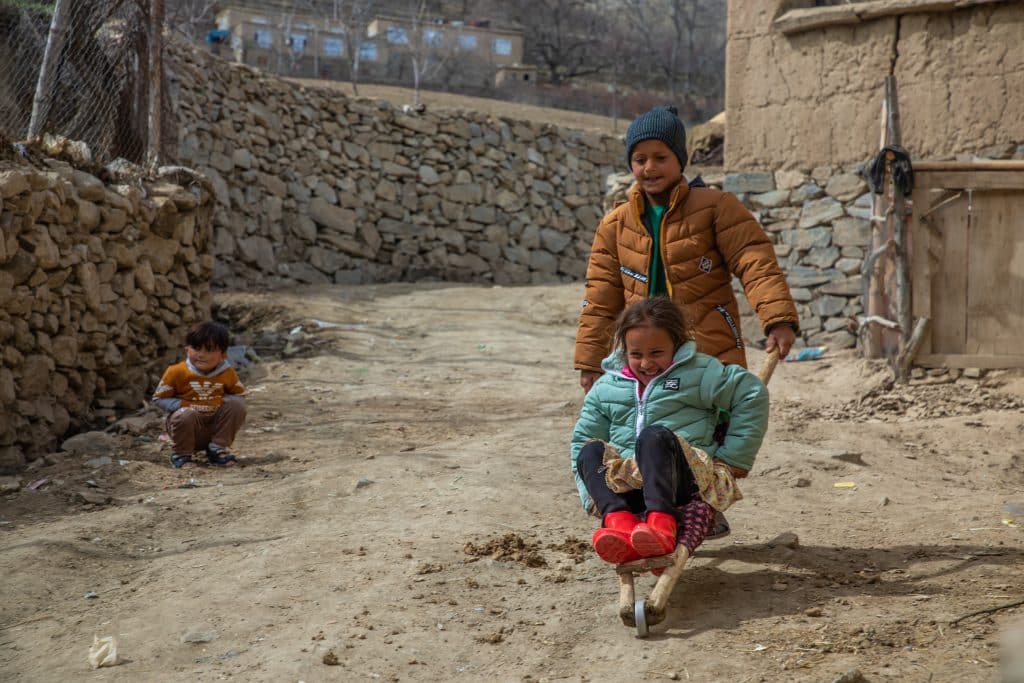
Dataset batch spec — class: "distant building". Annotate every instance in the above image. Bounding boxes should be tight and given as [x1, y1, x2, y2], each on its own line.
[214, 5, 381, 80]
[366, 15, 524, 68]
[495, 64, 537, 89]
[212, 4, 527, 89]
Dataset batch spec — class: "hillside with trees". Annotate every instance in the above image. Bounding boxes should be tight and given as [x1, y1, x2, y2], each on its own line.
[168, 0, 726, 122]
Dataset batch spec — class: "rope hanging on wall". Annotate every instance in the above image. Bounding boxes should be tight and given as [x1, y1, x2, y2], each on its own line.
[868, 144, 914, 195]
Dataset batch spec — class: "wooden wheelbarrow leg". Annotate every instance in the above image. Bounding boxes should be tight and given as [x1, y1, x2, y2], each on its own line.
[617, 572, 636, 626]
[644, 546, 690, 627]
[614, 547, 690, 632]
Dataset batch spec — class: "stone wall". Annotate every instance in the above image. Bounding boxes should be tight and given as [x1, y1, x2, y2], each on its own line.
[0, 157, 214, 472]
[726, 0, 1024, 170]
[170, 48, 620, 288]
[606, 167, 868, 351]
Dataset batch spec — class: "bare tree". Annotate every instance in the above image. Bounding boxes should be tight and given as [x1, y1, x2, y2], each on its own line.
[621, 0, 725, 109]
[509, 0, 610, 85]
[402, 0, 451, 106]
[329, 0, 378, 95]
[166, 0, 217, 42]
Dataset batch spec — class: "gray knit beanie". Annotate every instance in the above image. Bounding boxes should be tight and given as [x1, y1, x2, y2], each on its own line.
[625, 106, 687, 171]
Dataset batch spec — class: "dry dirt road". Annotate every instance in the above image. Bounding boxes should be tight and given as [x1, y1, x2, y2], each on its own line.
[2, 282, 1023, 683]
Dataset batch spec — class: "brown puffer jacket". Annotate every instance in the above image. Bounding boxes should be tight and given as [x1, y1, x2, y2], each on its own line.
[574, 180, 799, 371]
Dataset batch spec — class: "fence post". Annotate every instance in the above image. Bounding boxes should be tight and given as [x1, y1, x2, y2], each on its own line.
[27, 0, 72, 141]
[148, 0, 165, 167]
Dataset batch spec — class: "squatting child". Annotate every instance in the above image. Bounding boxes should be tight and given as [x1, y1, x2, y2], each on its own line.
[570, 298, 768, 564]
[152, 321, 247, 468]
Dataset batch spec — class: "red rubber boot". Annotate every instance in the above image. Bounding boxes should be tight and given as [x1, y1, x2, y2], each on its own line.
[631, 511, 678, 557]
[591, 511, 641, 564]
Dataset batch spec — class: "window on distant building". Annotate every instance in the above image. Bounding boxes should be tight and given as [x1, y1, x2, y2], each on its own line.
[492, 37, 512, 56]
[289, 33, 308, 53]
[254, 28, 273, 48]
[458, 34, 477, 50]
[323, 37, 344, 57]
[386, 26, 408, 44]
[424, 29, 443, 47]
[359, 41, 378, 61]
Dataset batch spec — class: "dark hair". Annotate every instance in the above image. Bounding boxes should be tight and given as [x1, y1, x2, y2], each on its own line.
[185, 321, 231, 352]
[612, 297, 692, 353]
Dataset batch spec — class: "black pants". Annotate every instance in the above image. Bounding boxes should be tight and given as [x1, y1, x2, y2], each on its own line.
[578, 425, 699, 524]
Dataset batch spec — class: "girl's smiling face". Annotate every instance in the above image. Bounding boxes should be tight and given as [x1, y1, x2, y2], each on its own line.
[624, 324, 676, 387]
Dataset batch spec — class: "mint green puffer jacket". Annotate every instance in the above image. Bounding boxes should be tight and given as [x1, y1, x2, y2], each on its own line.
[570, 340, 769, 511]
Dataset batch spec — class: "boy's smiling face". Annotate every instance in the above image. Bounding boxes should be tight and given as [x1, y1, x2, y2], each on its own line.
[630, 139, 682, 206]
[186, 344, 227, 373]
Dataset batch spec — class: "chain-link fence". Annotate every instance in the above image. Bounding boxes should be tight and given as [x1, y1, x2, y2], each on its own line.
[0, 0, 165, 165]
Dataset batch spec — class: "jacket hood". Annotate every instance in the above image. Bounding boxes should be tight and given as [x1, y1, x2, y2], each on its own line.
[600, 340, 698, 376]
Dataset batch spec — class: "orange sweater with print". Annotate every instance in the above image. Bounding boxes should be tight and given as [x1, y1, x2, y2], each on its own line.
[152, 362, 246, 414]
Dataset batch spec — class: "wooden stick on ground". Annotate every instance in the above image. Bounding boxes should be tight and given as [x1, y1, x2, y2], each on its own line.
[949, 598, 1024, 626]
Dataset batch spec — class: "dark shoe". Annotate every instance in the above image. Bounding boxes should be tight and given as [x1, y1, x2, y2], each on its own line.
[170, 453, 194, 468]
[705, 510, 731, 541]
[592, 511, 641, 564]
[631, 511, 677, 557]
[206, 445, 237, 466]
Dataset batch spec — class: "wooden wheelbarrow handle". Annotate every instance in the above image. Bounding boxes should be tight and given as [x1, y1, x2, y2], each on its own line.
[758, 348, 780, 385]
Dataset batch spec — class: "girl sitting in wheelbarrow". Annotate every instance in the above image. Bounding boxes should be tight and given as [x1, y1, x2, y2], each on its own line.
[570, 297, 769, 565]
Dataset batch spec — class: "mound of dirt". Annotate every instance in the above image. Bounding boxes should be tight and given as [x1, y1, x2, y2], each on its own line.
[784, 376, 1023, 422]
[547, 536, 589, 564]
[463, 533, 547, 568]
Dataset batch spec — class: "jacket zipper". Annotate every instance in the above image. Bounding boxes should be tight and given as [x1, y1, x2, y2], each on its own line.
[634, 191, 680, 298]
[633, 373, 660, 439]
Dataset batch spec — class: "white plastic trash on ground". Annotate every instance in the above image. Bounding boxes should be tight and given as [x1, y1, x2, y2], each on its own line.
[88, 635, 119, 669]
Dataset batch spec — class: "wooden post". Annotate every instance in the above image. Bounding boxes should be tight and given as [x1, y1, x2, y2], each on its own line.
[863, 76, 903, 359]
[27, 0, 72, 141]
[147, 0, 165, 167]
[896, 317, 929, 381]
[863, 82, 890, 357]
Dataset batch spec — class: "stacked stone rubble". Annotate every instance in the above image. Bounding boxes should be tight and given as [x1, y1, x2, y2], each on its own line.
[725, 168, 868, 351]
[0, 161, 214, 471]
[170, 48, 621, 288]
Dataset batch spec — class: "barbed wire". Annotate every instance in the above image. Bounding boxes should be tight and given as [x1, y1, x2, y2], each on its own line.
[0, 0, 162, 165]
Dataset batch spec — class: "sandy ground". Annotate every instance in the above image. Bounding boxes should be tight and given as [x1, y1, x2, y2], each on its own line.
[2, 282, 1023, 682]
[287, 79, 628, 135]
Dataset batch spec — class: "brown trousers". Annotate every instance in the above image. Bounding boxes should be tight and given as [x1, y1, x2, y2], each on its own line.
[166, 398, 246, 454]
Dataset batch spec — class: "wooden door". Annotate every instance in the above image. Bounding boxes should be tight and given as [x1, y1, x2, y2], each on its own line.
[910, 165, 1024, 368]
